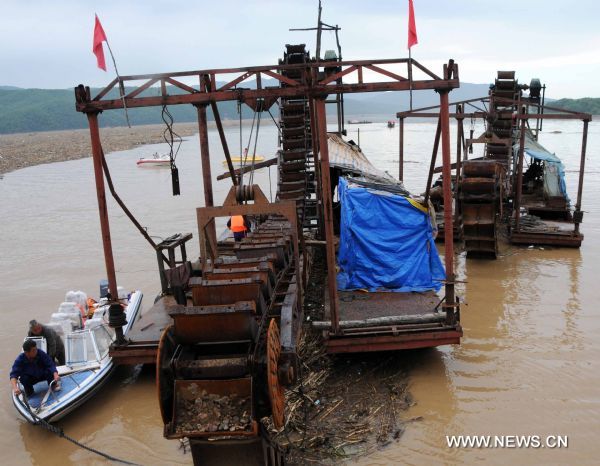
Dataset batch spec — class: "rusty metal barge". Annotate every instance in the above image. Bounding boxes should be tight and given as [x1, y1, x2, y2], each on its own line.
[74, 34, 463, 463]
[398, 71, 591, 258]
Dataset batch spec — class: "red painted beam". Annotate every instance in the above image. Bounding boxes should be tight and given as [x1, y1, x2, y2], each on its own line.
[77, 79, 459, 112]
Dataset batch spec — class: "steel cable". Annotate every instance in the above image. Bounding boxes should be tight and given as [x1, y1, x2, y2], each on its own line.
[17, 394, 141, 465]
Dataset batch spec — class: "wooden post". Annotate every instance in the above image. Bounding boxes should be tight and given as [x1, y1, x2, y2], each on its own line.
[315, 98, 340, 335]
[439, 90, 455, 323]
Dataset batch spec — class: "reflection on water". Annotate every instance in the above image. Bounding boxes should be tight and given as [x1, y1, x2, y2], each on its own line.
[1, 120, 599, 465]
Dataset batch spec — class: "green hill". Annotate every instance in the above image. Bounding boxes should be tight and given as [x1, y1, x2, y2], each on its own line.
[1, 83, 596, 135]
[0, 81, 490, 134]
[550, 98, 600, 115]
[0, 86, 254, 134]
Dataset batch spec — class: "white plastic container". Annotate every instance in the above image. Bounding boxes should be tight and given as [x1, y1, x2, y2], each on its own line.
[65, 290, 88, 314]
[54, 302, 82, 329]
[84, 319, 103, 330]
[49, 314, 75, 334]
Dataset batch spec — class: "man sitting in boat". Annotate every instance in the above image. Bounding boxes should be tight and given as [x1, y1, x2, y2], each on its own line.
[28, 320, 65, 365]
[10, 339, 60, 397]
[227, 215, 251, 242]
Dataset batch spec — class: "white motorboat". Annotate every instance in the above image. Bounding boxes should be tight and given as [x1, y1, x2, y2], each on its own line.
[12, 289, 143, 423]
[136, 152, 170, 166]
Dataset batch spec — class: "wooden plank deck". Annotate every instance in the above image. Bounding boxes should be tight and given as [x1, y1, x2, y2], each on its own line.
[325, 289, 441, 321]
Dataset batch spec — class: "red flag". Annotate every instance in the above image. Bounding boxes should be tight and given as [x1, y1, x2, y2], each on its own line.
[93, 14, 108, 71]
[408, 0, 418, 49]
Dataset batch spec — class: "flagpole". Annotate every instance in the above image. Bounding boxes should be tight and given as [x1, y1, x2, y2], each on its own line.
[103, 38, 131, 128]
[408, 48, 413, 111]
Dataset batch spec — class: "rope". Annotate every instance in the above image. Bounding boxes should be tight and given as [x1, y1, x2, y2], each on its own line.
[161, 105, 182, 166]
[267, 108, 281, 137]
[17, 394, 141, 465]
[238, 98, 243, 174]
[240, 108, 258, 189]
[249, 110, 262, 187]
[161, 105, 183, 195]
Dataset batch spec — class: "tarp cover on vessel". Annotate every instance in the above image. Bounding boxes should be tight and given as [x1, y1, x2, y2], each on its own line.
[328, 134, 399, 185]
[337, 178, 445, 292]
[514, 130, 569, 202]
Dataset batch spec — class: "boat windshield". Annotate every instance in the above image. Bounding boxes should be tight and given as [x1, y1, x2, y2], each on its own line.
[65, 325, 113, 365]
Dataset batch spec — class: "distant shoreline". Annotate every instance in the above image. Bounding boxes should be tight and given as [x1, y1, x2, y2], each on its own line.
[0, 120, 270, 175]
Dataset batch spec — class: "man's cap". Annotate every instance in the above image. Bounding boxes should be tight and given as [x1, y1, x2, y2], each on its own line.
[29, 319, 39, 329]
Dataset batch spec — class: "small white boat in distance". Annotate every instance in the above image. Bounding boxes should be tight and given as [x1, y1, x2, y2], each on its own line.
[12, 288, 143, 423]
[137, 152, 170, 167]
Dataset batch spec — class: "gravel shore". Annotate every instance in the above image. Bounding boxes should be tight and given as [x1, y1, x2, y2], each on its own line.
[0, 123, 200, 175]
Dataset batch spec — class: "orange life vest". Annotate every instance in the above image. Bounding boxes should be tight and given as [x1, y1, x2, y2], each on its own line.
[230, 215, 247, 233]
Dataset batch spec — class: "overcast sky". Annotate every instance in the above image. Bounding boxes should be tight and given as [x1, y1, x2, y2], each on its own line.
[1, 0, 599, 98]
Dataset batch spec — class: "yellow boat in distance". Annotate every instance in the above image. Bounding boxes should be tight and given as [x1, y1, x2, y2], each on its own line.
[222, 155, 265, 166]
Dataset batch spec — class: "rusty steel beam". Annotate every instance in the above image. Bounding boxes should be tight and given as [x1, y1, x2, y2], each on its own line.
[125, 77, 160, 99]
[396, 96, 490, 117]
[165, 77, 198, 95]
[364, 64, 407, 82]
[203, 71, 238, 187]
[87, 112, 118, 296]
[196, 104, 217, 246]
[86, 112, 123, 342]
[397, 112, 485, 118]
[325, 328, 463, 354]
[94, 77, 119, 101]
[101, 151, 170, 265]
[100, 58, 415, 82]
[319, 65, 358, 85]
[423, 117, 442, 204]
[398, 105, 591, 122]
[513, 113, 590, 120]
[210, 100, 237, 185]
[575, 119, 589, 233]
[514, 118, 528, 232]
[216, 156, 278, 181]
[439, 90, 455, 323]
[398, 117, 404, 182]
[75, 59, 459, 113]
[217, 71, 254, 91]
[455, 105, 463, 223]
[308, 97, 325, 240]
[492, 96, 592, 119]
[77, 78, 459, 113]
[511, 231, 583, 247]
[315, 98, 340, 334]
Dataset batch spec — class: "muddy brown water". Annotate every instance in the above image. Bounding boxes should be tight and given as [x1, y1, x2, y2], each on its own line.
[1, 120, 598, 465]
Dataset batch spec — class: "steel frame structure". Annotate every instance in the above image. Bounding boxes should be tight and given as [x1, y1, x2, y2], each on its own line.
[397, 94, 592, 242]
[75, 56, 460, 346]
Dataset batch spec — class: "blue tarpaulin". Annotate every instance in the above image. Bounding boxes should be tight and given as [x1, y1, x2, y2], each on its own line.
[337, 178, 445, 292]
[514, 130, 570, 202]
